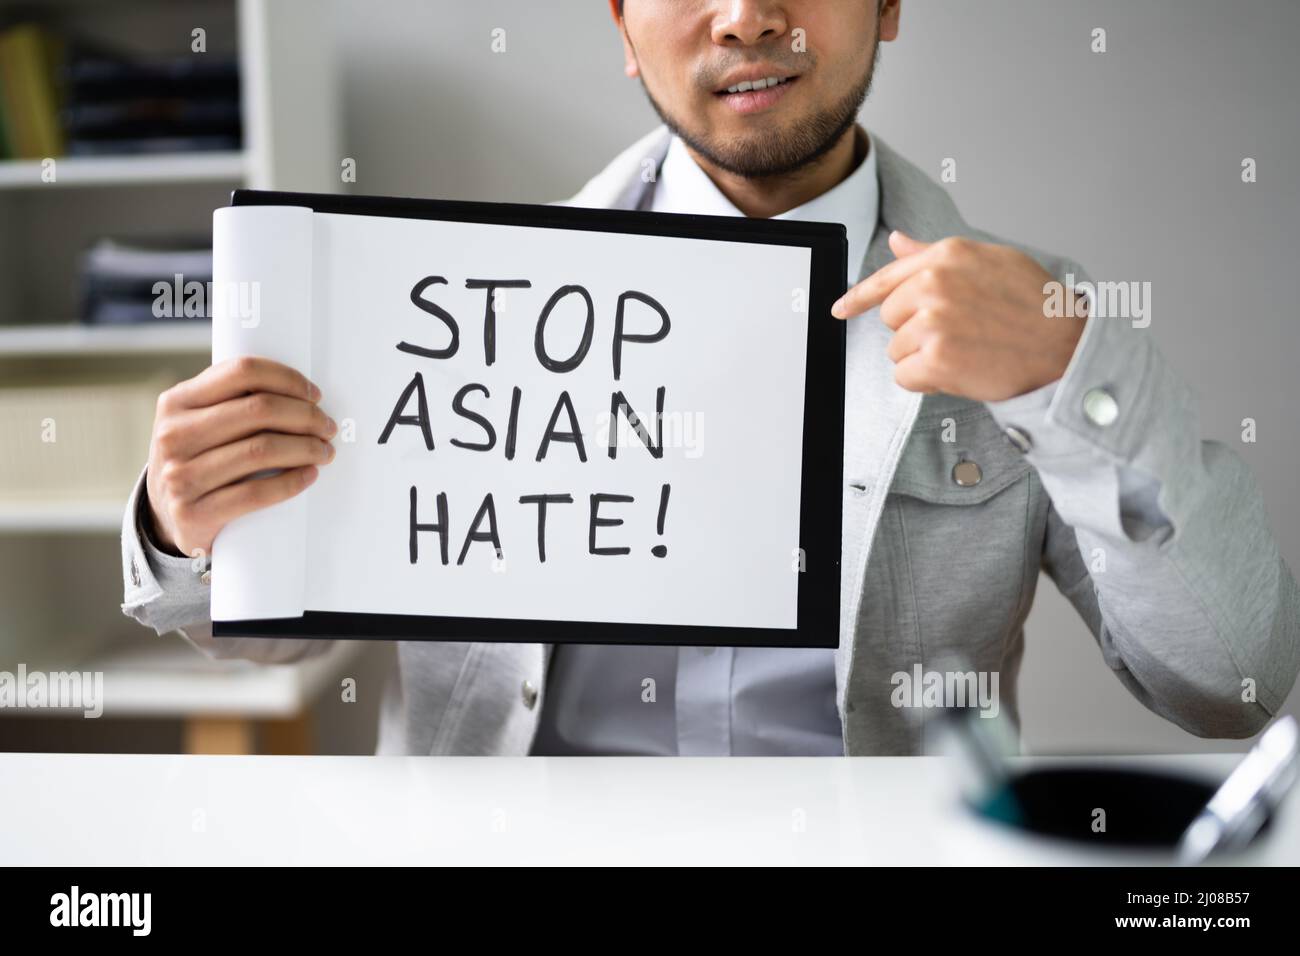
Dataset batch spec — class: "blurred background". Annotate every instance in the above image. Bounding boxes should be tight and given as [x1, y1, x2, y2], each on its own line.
[0, 0, 1295, 756]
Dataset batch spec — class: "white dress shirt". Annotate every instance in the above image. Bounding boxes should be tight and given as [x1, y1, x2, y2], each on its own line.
[531, 128, 880, 756]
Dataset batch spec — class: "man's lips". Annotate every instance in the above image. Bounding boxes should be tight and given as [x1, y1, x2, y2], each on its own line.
[713, 75, 799, 115]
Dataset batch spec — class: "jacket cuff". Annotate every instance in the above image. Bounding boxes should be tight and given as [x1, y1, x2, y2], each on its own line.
[984, 378, 1063, 449]
[1033, 300, 1203, 498]
[988, 296, 1146, 450]
[985, 306, 1175, 540]
[981, 319, 1106, 469]
[120, 464, 211, 632]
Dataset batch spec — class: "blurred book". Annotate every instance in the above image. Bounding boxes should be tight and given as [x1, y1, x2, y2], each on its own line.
[0, 23, 65, 159]
[0, 26, 241, 160]
[61, 54, 241, 156]
[63, 97, 241, 139]
[80, 237, 213, 325]
[66, 55, 239, 102]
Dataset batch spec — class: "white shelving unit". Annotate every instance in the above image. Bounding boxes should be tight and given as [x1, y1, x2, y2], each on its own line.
[0, 320, 211, 356]
[0, 150, 247, 188]
[0, 0, 347, 752]
[0, 500, 123, 533]
[21, 638, 362, 720]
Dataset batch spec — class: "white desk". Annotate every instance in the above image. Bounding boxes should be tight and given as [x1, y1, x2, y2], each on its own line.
[2, 753, 1293, 865]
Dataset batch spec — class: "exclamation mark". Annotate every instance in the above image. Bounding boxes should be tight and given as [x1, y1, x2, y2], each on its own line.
[651, 483, 671, 558]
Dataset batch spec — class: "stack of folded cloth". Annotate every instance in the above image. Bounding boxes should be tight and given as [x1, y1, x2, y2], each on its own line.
[80, 237, 213, 325]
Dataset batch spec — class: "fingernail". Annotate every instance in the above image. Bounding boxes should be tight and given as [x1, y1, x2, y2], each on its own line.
[303, 465, 319, 484]
[326, 417, 338, 435]
[308, 382, 322, 401]
[831, 299, 845, 318]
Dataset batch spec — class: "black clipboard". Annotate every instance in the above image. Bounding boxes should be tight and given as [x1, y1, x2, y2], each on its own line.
[214, 188, 847, 648]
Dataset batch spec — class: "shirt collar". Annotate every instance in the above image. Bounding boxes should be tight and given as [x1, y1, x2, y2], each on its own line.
[652, 125, 881, 280]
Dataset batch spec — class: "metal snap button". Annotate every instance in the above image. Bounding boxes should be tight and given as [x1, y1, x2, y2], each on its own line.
[129, 559, 141, 588]
[952, 459, 983, 487]
[521, 679, 539, 710]
[1082, 387, 1119, 427]
[1003, 425, 1033, 454]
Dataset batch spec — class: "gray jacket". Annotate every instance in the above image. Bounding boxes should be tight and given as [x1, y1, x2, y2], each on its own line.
[120, 125, 1300, 755]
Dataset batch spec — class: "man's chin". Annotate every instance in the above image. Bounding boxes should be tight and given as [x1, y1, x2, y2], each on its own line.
[644, 81, 864, 179]
[682, 127, 842, 179]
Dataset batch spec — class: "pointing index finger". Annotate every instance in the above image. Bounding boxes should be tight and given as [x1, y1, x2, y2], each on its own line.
[831, 244, 937, 319]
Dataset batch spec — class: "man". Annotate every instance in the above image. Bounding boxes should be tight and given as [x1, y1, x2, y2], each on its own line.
[121, 1, 1298, 755]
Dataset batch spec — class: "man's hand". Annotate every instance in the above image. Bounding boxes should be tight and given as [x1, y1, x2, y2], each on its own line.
[145, 356, 337, 560]
[831, 231, 1087, 402]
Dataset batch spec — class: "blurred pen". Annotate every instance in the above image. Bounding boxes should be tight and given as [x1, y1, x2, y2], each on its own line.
[1176, 715, 1298, 865]
[937, 705, 1024, 826]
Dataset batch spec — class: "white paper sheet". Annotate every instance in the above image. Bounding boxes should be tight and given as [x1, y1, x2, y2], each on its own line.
[210, 205, 314, 621]
[211, 206, 813, 631]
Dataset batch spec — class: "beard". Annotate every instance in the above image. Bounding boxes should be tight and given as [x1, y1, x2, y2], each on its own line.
[638, 40, 880, 180]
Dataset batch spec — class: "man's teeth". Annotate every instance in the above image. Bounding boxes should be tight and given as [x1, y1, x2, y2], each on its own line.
[725, 76, 789, 94]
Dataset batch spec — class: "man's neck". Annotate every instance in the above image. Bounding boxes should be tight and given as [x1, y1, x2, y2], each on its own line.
[681, 125, 865, 219]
